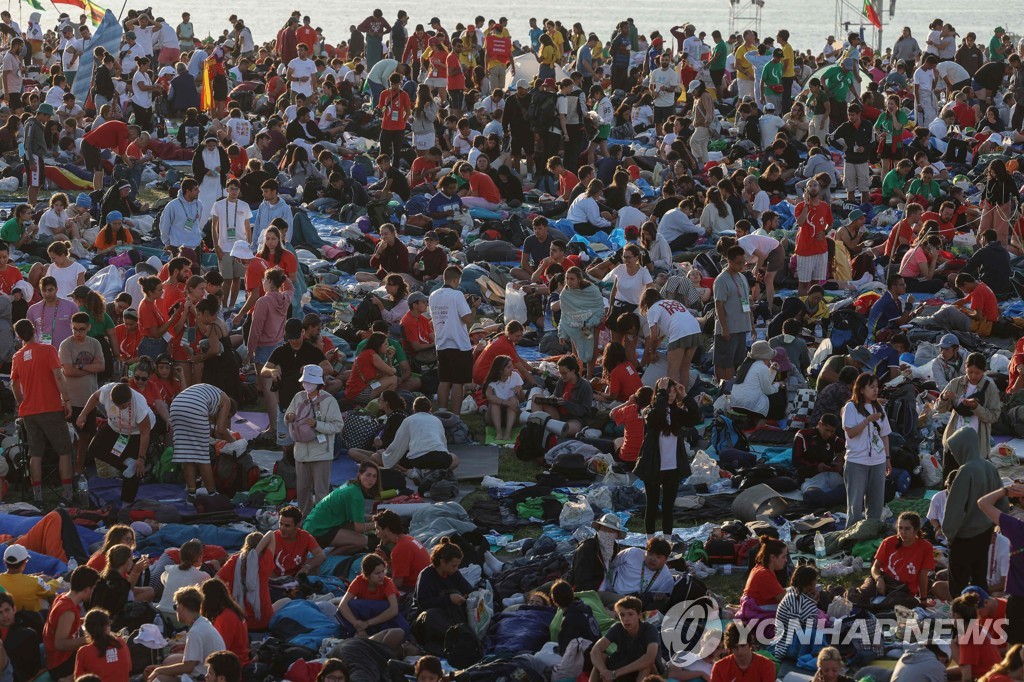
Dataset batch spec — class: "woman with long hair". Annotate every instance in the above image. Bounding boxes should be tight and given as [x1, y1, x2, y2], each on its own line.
[537, 34, 557, 81]
[412, 537, 472, 651]
[874, 94, 908, 176]
[168, 275, 208, 388]
[566, 179, 614, 236]
[256, 223, 298, 281]
[93, 212, 134, 254]
[857, 511, 933, 606]
[86, 525, 136, 572]
[595, 341, 642, 403]
[130, 56, 159, 131]
[201, 578, 250, 665]
[317, 660, 351, 682]
[74, 608, 131, 681]
[979, 645, 1024, 682]
[215, 531, 277, 631]
[699, 187, 734, 240]
[604, 243, 653, 362]
[192, 296, 241, 401]
[951, 591, 1002, 681]
[247, 267, 294, 430]
[556, 266, 607, 377]
[303, 461, 382, 554]
[980, 159, 1016, 246]
[411, 83, 439, 155]
[773, 565, 825, 660]
[738, 536, 788, 636]
[639, 221, 673, 273]
[632, 377, 697, 537]
[842, 373, 892, 523]
[483, 355, 525, 442]
[71, 286, 118, 382]
[137, 275, 182, 360]
[157, 539, 207, 615]
[344, 331, 399, 404]
[91, 544, 152, 628]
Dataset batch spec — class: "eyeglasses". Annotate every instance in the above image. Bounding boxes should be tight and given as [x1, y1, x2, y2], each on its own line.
[72, 325, 89, 332]
[134, 374, 149, 382]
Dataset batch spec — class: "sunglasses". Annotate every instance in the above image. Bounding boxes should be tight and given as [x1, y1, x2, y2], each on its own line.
[134, 374, 150, 381]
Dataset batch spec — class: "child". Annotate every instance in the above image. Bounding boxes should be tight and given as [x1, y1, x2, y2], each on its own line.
[483, 355, 525, 442]
[609, 386, 653, 462]
[412, 231, 448, 283]
[927, 469, 956, 543]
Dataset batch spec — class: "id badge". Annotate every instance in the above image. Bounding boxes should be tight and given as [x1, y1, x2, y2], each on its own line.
[163, 332, 174, 343]
[370, 380, 382, 390]
[741, 299, 752, 313]
[184, 218, 195, 231]
[316, 433, 328, 444]
[112, 434, 129, 457]
[391, 109, 400, 122]
[226, 227, 237, 241]
[40, 333, 52, 344]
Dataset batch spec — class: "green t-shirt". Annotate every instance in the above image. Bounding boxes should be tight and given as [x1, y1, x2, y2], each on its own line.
[0, 217, 23, 243]
[989, 35, 1006, 61]
[907, 179, 941, 200]
[81, 307, 115, 341]
[355, 337, 407, 369]
[762, 60, 783, 87]
[881, 169, 907, 199]
[302, 483, 366, 538]
[709, 40, 728, 71]
[821, 65, 854, 101]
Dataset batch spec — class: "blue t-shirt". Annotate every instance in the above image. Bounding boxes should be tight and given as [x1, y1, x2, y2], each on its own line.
[596, 156, 621, 185]
[611, 35, 632, 67]
[867, 290, 902, 339]
[427, 191, 464, 227]
[869, 342, 901, 379]
[522, 233, 552, 268]
[576, 45, 593, 75]
[530, 28, 543, 52]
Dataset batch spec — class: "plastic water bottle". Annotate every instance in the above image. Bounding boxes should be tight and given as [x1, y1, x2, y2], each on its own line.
[153, 613, 165, 636]
[814, 531, 826, 561]
[76, 476, 89, 507]
[67, 557, 78, 573]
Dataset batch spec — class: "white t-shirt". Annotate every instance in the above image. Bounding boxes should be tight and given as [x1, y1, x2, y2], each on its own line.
[926, 489, 947, 524]
[659, 432, 678, 470]
[99, 383, 157, 434]
[616, 206, 646, 230]
[489, 371, 524, 402]
[913, 67, 936, 93]
[134, 25, 155, 55]
[157, 565, 208, 613]
[604, 264, 653, 306]
[759, 114, 786, 147]
[428, 286, 472, 351]
[157, 23, 177, 50]
[602, 547, 677, 594]
[987, 532, 1011, 589]
[683, 36, 703, 69]
[225, 117, 253, 147]
[120, 42, 144, 74]
[211, 198, 253, 250]
[38, 208, 69, 237]
[935, 61, 969, 85]
[182, 616, 225, 677]
[318, 104, 338, 131]
[738, 233, 780, 258]
[44, 85, 66, 108]
[646, 299, 701, 343]
[238, 27, 255, 53]
[131, 71, 154, 107]
[841, 402, 892, 466]
[62, 38, 84, 70]
[650, 67, 678, 108]
[747, 190, 772, 216]
[287, 57, 317, 96]
[925, 30, 942, 55]
[46, 261, 86, 299]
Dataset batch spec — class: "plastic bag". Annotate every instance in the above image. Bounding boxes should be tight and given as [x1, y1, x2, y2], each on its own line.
[826, 595, 853, 619]
[920, 451, 943, 488]
[559, 498, 595, 530]
[503, 284, 527, 323]
[686, 450, 720, 486]
[465, 587, 494, 639]
[587, 452, 614, 476]
[586, 486, 613, 512]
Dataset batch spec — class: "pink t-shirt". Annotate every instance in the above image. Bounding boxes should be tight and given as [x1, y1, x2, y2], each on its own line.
[898, 246, 929, 279]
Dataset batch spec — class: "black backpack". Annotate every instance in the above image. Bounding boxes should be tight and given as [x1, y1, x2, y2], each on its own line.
[829, 309, 868, 354]
[514, 417, 556, 461]
[444, 623, 483, 669]
[885, 397, 918, 441]
[528, 92, 559, 133]
[504, 214, 531, 246]
[551, 452, 594, 481]
[252, 639, 318, 678]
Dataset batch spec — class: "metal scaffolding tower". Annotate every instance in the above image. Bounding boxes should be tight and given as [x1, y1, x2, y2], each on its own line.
[729, 0, 764, 38]
[834, 0, 887, 52]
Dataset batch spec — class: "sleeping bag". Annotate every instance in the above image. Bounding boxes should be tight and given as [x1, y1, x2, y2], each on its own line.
[483, 605, 556, 656]
[269, 599, 342, 650]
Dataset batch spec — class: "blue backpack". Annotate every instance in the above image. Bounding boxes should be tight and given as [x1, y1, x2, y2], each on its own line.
[710, 414, 750, 455]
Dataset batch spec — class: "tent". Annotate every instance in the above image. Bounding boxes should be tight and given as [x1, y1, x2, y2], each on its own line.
[503, 54, 570, 89]
[72, 10, 123, 103]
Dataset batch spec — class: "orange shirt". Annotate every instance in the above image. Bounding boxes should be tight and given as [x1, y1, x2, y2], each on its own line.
[0, 264, 24, 295]
[114, 323, 142, 361]
[793, 201, 832, 256]
[389, 534, 429, 588]
[472, 335, 521, 385]
[710, 654, 776, 682]
[610, 402, 644, 462]
[345, 349, 378, 401]
[743, 565, 784, 605]
[873, 536, 935, 597]
[245, 258, 270, 297]
[138, 298, 167, 338]
[295, 26, 318, 51]
[920, 211, 956, 242]
[159, 280, 186, 317]
[469, 171, 501, 204]
[213, 609, 250, 665]
[74, 639, 131, 682]
[11, 342, 63, 416]
[216, 550, 274, 631]
[400, 313, 434, 353]
[44, 594, 81, 670]
[347, 574, 400, 601]
[883, 219, 916, 257]
[94, 228, 134, 251]
[608, 363, 642, 402]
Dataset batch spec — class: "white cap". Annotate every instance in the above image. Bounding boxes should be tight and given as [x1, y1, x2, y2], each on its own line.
[229, 240, 255, 260]
[687, 79, 703, 93]
[299, 364, 325, 385]
[223, 38, 235, 48]
[764, 102, 776, 111]
[10, 280, 33, 299]
[513, 79, 528, 90]
[158, 66, 175, 78]
[4, 544, 29, 565]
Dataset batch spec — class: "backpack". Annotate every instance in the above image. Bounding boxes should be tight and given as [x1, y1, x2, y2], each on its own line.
[528, 92, 559, 134]
[704, 538, 738, 565]
[248, 475, 287, 505]
[149, 446, 179, 484]
[444, 623, 484, 668]
[504, 214, 531, 246]
[215, 449, 260, 498]
[515, 416, 557, 461]
[252, 638, 318, 678]
[465, 239, 519, 263]
[709, 414, 750, 454]
[551, 452, 594, 482]
[829, 309, 868, 354]
[435, 410, 472, 445]
[885, 397, 918, 442]
[695, 251, 722, 278]
[341, 410, 379, 449]
[0, 382, 15, 414]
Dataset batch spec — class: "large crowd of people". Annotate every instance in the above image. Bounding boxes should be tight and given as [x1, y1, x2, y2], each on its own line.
[3, 5, 1024, 682]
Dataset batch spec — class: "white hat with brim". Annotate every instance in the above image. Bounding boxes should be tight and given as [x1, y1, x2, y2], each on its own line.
[11, 281, 33, 300]
[229, 240, 255, 260]
[299, 364, 325, 385]
[749, 340, 774, 361]
[592, 513, 627, 538]
[135, 623, 168, 649]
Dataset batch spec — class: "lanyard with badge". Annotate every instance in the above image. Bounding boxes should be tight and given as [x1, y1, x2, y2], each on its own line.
[639, 561, 664, 595]
[182, 198, 197, 232]
[112, 400, 133, 459]
[225, 200, 239, 241]
[41, 303, 58, 345]
[734, 272, 751, 313]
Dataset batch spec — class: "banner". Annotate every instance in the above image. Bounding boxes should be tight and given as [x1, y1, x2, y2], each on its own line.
[71, 9, 122, 103]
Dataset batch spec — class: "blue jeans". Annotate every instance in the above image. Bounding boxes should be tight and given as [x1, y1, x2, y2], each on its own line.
[137, 336, 168, 362]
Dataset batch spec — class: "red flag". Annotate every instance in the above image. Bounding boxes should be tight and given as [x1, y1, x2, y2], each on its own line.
[862, 0, 882, 29]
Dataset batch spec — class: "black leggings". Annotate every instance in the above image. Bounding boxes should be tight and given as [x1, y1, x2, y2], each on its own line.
[132, 103, 153, 132]
[642, 471, 682, 535]
[86, 423, 144, 502]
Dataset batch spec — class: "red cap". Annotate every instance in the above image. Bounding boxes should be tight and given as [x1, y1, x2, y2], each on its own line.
[543, 78, 556, 88]
[628, 165, 640, 180]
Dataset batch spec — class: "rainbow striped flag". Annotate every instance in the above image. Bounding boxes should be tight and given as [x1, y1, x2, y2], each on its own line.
[53, 0, 107, 25]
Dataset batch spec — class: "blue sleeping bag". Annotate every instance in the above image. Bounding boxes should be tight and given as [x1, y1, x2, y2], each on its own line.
[0, 542, 67, 576]
[137, 524, 249, 554]
[484, 606, 556, 656]
[269, 599, 342, 650]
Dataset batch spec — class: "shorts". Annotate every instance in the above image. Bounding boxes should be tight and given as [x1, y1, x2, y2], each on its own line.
[253, 345, 275, 365]
[844, 162, 870, 193]
[668, 332, 703, 350]
[413, 132, 436, 150]
[606, 302, 639, 333]
[764, 245, 786, 272]
[276, 410, 294, 447]
[352, 386, 374, 404]
[158, 47, 181, 65]
[597, 124, 611, 141]
[437, 348, 473, 384]
[714, 332, 748, 370]
[426, 77, 447, 88]
[48, 654, 75, 681]
[219, 253, 246, 278]
[400, 449, 453, 470]
[81, 140, 103, 172]
[24, 411, 73, 459]
[796, 252, 828, 282]
[26, 157, 44, 188]
[314, 527, 342, 547]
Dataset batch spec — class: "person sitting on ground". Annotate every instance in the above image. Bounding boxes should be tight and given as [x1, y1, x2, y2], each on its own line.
[600, 536, 677, 609]
[710, 622, 776, 682]
[0, 591, 42, 681]
[739, 537, 788, 632]
[271, 505, 327, 580]
[589, 596, 659, 682]
[793, 412, 846, 480]
[769, 318, 811, 377]
[143, 586, 225, 682]
[156, 539, 207, 616]
[730, 341, 787, 422]
[215, 531, 276, 631]
[302, 462, 382, 554]
[809, 367, 858, 429]
[380, 397, 459, 473]
[200, 578, 249, 666]
[471, 320, 539, 388]
[570, 514, 627, 592]
[951, 272, 999, 337]
[816, 346, 872, 391]
[528, 355, 594, 437]
[550, 579, 602, 654]
[0, 544, 57, 612]
[43, 566, 99, 682]
[73, 608, 130, 681]
[90, 544, 154, 629]
[344, 332, 400, 405]
[856, 512, 934, 606]
[483, 355, 526, 442]
[411, 538, 472, 652]
[373, 509, 430, 593]
[773, 565, 827, 660]
[949, 591, 1002, 681]
[336, 554, 405, 638]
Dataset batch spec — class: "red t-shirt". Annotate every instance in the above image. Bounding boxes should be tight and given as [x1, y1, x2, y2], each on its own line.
[410, 157, 437, 187]
[345, 349, 378, 401]
[245, 258, 271, 297]
[379, 89, 412, 131]
[159, 281, 186, 317]
[86, 551, 107, 572]
[11, 342, 63, 417]
[920, 211, 957, 242]
[217, 550, 274, 630]
[295, 26, 317, 51]
[794, 201, 832, 256]
[957, 636, 1001, 679]
[469, 171, 501, 204]
[114, 324, 142, 361]
[611, 402, 644, 462]
[213, 609, 250, 665]
[263, 250, 298, 279]
[138, 298, 167, 337]
[743, 565, 784, 605]
[44, 594, 82, 670]
[710, 654, 776, 682]
[472, 335, 522, 385]
[558, 171, 579, 199]
[873, 536, 935, 597]
[390, 534, 430, 588]
[400, 313, 434, 353]
[446, 52, 466, 90]
[883, 219, 916, 257]
[0, 265, 24, 295]
[74, 638, 131, 681]
[83, 120, 130, 155]
[608, 363, 642, 402]
[347, 574, 400, 601]
[966, 283, 999, 322]
[485, 34, 512, 64]
[273, 529, 320, 577]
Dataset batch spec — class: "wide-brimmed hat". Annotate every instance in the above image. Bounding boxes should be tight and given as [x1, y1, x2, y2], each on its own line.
[592, 513, 627, 538]
[299, 364, 324, 385]
[135, 623, 168, 649]
[229, 240, 255, 260]
[849, 346, 871, 366]
[749, 340, 774, 361]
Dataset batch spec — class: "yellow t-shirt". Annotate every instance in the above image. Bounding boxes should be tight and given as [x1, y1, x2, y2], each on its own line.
[540, 44, 559, 67]
[549, 31, 564, 55]
[782, 43, 795, 78]
[735, 44, 757, 81]
[0, 572, 56, 611]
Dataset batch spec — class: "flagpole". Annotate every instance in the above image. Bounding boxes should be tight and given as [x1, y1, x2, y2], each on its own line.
[116, 0, 126, 21]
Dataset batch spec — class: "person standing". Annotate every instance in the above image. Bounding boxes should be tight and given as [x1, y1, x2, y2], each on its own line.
[793, 179, 832, 296]
[712, 245, 752, 383]
[828, 103, 873, 205]
[914, 55, 940, 126]
[211, 179, 253, 311]
[158, 178, 204, 264]
[390, 11, 408, 63]
[59, 312, 104, 478]
[28, 276, 78, 349]
[358, 9, 391, 69]
[285, 365, 343, 515]
[649, 54, 679, 127]
[429, 266, 474, 416]
[11, 319, 74, 504]
[688, 79, 713, 168]
[978, 483, 1024, 644]
[841, 372, 891, 524]
[777, 30, 796, 113]
[23, 103, 52, 207]
[378, 73, 411, 164]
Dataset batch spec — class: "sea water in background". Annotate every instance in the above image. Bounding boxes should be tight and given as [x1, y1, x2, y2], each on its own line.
[24, 0, 1018, 55]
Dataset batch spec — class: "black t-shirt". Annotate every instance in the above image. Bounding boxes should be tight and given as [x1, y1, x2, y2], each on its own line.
[974, 61, 1006, 92]
[652, 196, 679, 219]
[964, 242, 1012, 293]
[606, 621, 659, 667]
[329, 640, 392, 682]
[267, 341, 327, 406]
[522, 233, 553, 267]
[386, 167, 411, 201]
